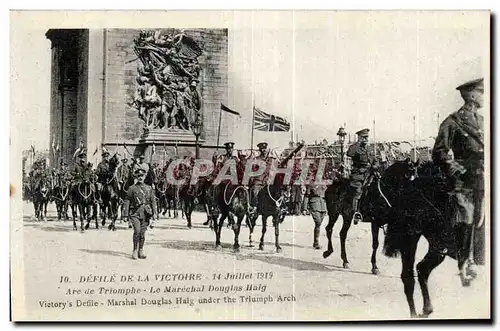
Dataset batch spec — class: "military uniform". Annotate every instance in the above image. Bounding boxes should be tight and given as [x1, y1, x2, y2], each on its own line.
[212, 142, 240, 183]
[432, 78, 485, 285]
[123, 168, 158, 260]
[303, 184, 328, 249]
[346, 128, 377, 224]
[249, 142, 273, 211]
[96, 152, 111, 191]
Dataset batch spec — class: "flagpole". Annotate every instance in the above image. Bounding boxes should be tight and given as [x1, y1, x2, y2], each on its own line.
[373, 119, 376, 157]
[413, 115, 417, 162]
[216, 105, 222, 151]
[250, 102, 255, 153]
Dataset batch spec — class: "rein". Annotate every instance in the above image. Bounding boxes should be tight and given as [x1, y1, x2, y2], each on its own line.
[223, 182, 249, 206]
[78, 182, 93, 200]
[267, 185, 285, 208]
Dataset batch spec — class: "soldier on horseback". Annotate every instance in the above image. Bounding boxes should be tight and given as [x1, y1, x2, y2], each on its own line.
[346, 128, 379, 224]
[248, 142, 273, 214]
[96, 151, 111, 201]
[432, 77, 485, 287]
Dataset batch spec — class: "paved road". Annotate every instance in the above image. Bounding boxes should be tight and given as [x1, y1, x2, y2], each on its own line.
[18, 202, 490, 321]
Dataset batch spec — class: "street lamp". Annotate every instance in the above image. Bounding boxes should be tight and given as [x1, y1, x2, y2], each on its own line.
[192, 115, 202, 159]
[336, 127, 347, 163]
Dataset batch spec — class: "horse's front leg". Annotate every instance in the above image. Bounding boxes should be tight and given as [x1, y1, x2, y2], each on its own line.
[186, 201, 194, 229]
[108, 200, 117, 231]
[101, 202, 107, 227]
[371, 222, 381, 275]
[401, 234, 419, 318]
[246, 213, 257, 247]
[323, 211, 340, 258]
[339, 212, 353, 269]
[273, 215, 282, 253]
[259, 215, 268, 250]
[232, 214, 244, 253]
[72, 203, 78, 230]
[215, 213, 226, 249]
[416, 243, 446, 317]
[43, 201, 48, 221]
[79, 204, 85, 232]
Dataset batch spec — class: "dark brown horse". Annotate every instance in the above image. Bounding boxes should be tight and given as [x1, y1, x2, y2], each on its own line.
[380, 160, 479, 318]
[101, 154, 122, 231]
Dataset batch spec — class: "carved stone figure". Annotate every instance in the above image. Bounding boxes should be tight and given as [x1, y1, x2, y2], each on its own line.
[131, 30, 203, 132]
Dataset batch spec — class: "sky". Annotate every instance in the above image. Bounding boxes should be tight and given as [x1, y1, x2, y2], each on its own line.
[12, 11, 489, 152]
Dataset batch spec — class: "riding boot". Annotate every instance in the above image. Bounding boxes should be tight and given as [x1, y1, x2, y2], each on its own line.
[138, 235, 147, 259]
[313, 224, 321, 249]
[351, 198, 363, 224]
[455, 223, 473, 286]
[132, 234, 139, 260]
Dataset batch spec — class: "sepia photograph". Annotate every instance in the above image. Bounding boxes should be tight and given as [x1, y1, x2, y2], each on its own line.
[9, 10, 490, 321]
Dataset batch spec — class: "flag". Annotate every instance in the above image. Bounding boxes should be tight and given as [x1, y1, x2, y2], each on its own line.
[253, 107, 290, 132]
[220, 103, 240, 116]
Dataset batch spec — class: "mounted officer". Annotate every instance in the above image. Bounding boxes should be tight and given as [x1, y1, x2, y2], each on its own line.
[346, 128, 379, 224]
[123, 168, 157, 260]
[130, 155, 150, 183]
[212, 142, 242, 182]
[432, 77, 485, 287]
[96, 151, 111, 192]
[248, 142, 273, 213]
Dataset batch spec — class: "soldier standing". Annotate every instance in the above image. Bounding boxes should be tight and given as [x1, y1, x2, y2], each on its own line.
[346, 128, 378, 224]
[302, 182, 328, 249]
[123, 168, 158, 260]
[432, 77, 485, 286]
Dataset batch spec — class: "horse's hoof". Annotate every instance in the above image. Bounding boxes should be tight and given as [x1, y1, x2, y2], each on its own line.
[80, 228, 85, 232]
[323, 250, 333, 259]
[248, 244, 255, 248]
[84, 224, 89, 230]
[108, 224, 113, 231]
[258, 244, 264, 251]
[101, 220, 106, 226]
[233, 247, 240, 253]
[276, 247, 282, 253]
[215, 245, 222, 250]
[112, 227, 116, 232]
[418, 313, 430, 319]
[422, 306, 434, 317]
[343, 262, 350, 269]
[371, 268, 380, 275]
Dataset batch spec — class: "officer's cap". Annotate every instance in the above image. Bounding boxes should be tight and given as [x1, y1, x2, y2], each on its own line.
[257, 142, 268, 149]
[355, 128, 370, 137]
[102, 151, 110, 157]
[456, 78, 484, 92]
[134, 168, 147, 177]
[224, 142, 235, 149]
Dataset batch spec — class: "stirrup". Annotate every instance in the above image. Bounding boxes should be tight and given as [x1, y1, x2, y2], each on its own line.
[352, 212, 363, 224]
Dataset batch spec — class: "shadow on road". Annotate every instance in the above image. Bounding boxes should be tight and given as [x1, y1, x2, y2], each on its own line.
[23, 222, 74, 233]
[79, 249, 131, 259]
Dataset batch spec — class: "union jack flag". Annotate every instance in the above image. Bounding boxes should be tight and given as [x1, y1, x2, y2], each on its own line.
[253, 107, 290, 132]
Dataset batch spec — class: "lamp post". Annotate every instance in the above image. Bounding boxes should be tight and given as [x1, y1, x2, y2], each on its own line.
[336, 127, 347, 163]
[192, 115, 202, 159]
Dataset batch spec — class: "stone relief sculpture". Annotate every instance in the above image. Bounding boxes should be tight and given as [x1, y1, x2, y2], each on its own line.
[130, 30, 203, 132]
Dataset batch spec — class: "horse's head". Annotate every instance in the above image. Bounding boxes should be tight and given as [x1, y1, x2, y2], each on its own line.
[381, 158, 420, 186]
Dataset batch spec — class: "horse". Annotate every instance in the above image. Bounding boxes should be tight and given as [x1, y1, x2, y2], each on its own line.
[100, 154, 122, 231]
[52, 173, 71, 221]
[252, 182, 289, 253]
[71, 167, 99, 231]
[31, 173, 51, 222]
[213, 179, 255, 252]
[322, 165, 386, 273]
[155, 165, 180, 219]
[380, 160, 476, 318]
